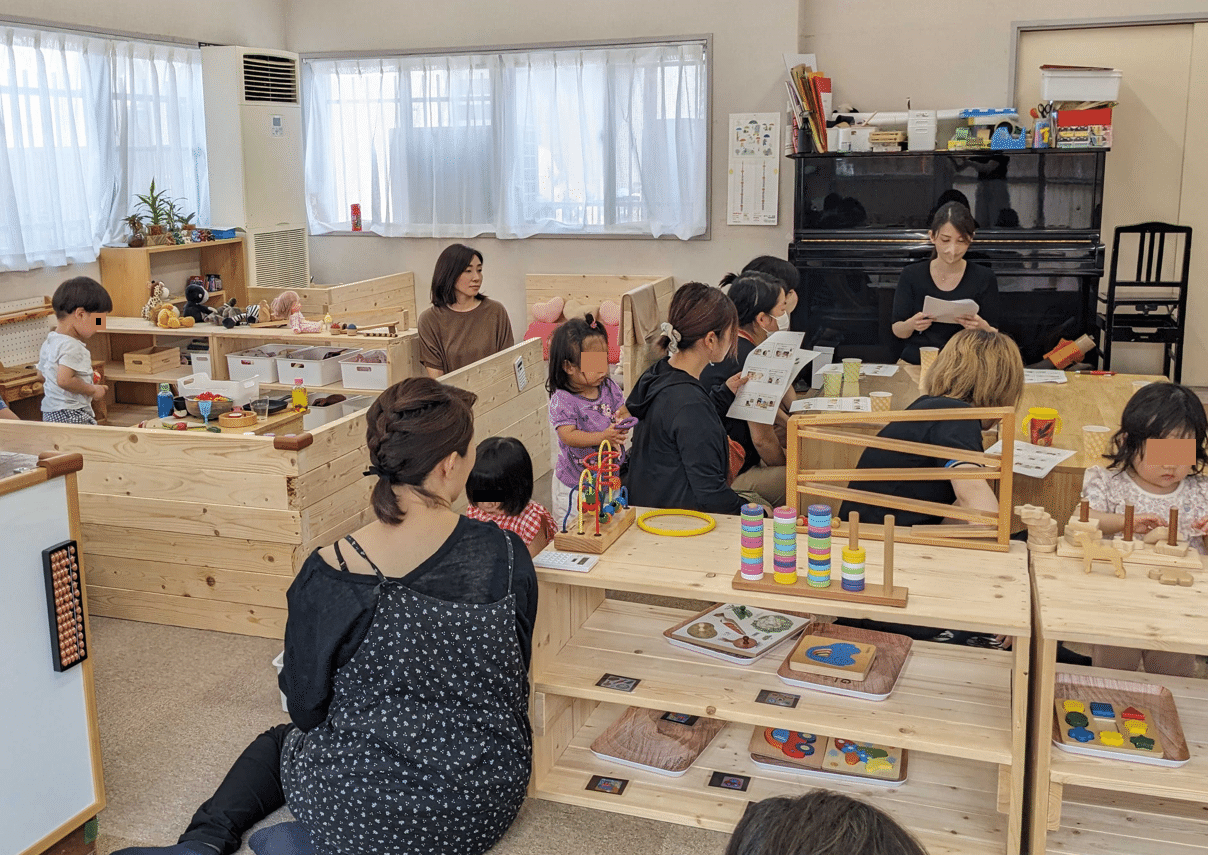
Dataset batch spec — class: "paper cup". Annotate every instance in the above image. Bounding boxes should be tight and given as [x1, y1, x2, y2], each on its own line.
[822, 372, 843, 396]
[1083, 425, 1113, 461]
[918, 347, 939, 391]
[841, 379, 860, 398]
[842, 358, 862, 382]
[870, 391, 892, 412]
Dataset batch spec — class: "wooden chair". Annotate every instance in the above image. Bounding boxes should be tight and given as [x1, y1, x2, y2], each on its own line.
[786, 407, 1016, 552]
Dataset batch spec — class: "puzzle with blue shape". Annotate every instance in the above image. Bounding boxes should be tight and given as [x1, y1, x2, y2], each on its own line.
[1053, 697, 1165, 759]
[788, 632, 877, 680]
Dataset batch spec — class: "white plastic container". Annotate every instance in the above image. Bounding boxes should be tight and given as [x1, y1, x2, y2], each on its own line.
[276, 346, 360, 388]
[1040, 67, 1122, 102]
[272, 651, 288, 713]
[907, 109, 937, 151]
[191, 352, 212, 376]
[226, 344, 306, 384]
[339, 350, 390, 391]
[175, 372, 259, 406]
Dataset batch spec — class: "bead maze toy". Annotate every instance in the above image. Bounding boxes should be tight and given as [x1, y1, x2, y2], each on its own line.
[1018, 501, 1202, 576]
[733, 509, 908, 607]
[554, 439, 635, 554]
[786, 407, 1017, 552]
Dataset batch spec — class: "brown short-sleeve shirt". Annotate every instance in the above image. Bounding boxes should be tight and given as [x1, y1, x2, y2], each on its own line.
[417, 296, 514, 375]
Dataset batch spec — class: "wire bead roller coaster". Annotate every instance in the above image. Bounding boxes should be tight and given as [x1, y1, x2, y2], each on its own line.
[554, 439, 636, 554]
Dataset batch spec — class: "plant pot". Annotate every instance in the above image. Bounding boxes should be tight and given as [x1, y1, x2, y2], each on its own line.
[127, 235, 145, 248]
[148, 225, 165, 236]
[146, 233, 173, 246]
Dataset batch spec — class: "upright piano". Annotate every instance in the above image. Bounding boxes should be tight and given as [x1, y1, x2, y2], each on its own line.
[788, 150, 1106, 364]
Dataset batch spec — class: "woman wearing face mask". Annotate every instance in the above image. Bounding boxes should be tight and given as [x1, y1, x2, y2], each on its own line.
[892, 201, 1000, 364]
[699, 271, 790, 507]
[625, 282, 749, 515]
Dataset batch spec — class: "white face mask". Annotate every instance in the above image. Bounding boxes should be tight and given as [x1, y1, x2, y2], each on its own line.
[775, 311, 791, 331]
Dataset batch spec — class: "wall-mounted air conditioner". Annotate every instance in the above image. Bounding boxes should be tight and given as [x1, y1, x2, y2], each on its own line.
[201, 46, 309, 291]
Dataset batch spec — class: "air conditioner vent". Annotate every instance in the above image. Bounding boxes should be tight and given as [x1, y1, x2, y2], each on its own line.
[251, 228, 309, 290]
[242, 54, 298, 103]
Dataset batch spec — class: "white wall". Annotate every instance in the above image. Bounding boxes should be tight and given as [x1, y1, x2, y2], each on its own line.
[287, 0, 799, 332]
[0, 0, 287, 302]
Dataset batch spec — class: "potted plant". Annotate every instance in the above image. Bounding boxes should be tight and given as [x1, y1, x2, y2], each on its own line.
[124, 213, 145, 248]
[134, 179, 171, 245]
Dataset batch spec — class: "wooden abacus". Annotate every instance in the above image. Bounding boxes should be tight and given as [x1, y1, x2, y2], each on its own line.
[42, 540, 87, 671]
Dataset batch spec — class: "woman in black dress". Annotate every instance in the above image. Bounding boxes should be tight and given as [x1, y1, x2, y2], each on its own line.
[892, 201, 1000, 364]
[117, 378, 536, 855]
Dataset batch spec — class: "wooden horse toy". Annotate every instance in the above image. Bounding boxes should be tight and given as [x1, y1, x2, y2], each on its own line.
[1072, 530, 1126, 578]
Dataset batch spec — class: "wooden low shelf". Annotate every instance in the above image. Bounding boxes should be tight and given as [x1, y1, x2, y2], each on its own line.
[531, 511, 1032, 853]
[534, 598, 1016, 764]
[536, 702, 1009, 855]
[1041, 787, 1208, 855]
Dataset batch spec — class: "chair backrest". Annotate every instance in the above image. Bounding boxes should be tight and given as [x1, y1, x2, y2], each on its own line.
[1108, 222, 1193, 291]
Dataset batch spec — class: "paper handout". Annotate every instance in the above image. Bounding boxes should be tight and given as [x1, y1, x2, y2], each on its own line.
[922, 295, 980, 325]
[985, 440, 1075, 479]
[726, 331, 822, 424]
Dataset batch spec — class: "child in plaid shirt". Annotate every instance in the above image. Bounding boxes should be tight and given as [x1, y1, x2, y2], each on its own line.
[466, 436, 557, 557]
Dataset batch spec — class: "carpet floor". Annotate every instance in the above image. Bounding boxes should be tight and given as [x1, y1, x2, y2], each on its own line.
[89, 616, 729, 855]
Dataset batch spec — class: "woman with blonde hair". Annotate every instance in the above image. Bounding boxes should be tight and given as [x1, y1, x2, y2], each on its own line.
[839, 329, 1023, 526]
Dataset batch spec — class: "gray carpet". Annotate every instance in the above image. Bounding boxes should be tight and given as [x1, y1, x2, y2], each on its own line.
[90, 616, 728, 855]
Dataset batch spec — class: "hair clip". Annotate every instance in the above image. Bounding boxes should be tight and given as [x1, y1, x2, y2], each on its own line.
[659, 321, 682, 355]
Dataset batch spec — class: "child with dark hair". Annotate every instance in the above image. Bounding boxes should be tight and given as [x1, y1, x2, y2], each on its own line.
[742, 255, 801, 318]
[725, 790, 928, 855]
[466, 436, 558, 556]
[547, 317, 630, 526]
[1083, 381, 1208, 677]
[38, 277, 112, 425]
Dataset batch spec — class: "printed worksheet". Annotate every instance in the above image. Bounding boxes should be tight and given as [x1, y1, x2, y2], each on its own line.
[727, 331, 821, 424]
[922, 295, 980, 324]
[985, 439, 1075, 479]
[790, 397, 872, 413]
[819, 363, 898, 377]
[1023, 369, 1069, 385]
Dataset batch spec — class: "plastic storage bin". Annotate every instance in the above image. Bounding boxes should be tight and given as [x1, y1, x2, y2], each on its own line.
[338, 350, 390, 391]
[276, 346, 360, 388]
[175, 372, 260, 406]
[191, 352, 212, 377]
[1040, 67, 1121, 102]
[227, 344, 306, 384]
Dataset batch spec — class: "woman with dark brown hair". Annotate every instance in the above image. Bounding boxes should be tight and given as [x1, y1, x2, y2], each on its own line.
[115, 377, 537, 855]
[418, 243, 514, 377]
[624, 281, 749, 514]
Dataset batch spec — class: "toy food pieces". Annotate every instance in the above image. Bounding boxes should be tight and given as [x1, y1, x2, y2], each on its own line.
[1054, 698, 1164, 759]
[218, 406, 258, 428]
[789, 632, 877, 680]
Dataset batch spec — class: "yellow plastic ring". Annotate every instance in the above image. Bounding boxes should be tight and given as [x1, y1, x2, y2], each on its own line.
[637, 508, 717, 537]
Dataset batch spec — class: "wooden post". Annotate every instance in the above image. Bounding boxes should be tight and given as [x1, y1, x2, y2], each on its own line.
[849, 511, 860, 550]
[883, 513, 895, 596]
[1079, 499, 1089, 523]
[1169, 508, 1179, 546]
[1123, 505, 1134, 542]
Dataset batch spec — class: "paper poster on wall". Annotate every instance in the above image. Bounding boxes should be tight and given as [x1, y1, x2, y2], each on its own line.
[727, 112, 780, 225]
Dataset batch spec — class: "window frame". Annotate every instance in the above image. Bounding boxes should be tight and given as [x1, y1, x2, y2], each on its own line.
[301, 34, 713, 241]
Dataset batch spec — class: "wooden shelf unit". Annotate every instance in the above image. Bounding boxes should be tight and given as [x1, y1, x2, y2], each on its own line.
[89, 316, 420, 407]
[532, 514, 1033, 854]
[98, 238, 247, 318]
[1027, 553, 1208, 854]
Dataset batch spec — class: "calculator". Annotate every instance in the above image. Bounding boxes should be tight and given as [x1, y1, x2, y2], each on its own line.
[532, 550, 599, 572]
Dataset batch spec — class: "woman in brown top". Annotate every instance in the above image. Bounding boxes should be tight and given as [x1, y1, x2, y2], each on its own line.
[418, 244, 514, 377]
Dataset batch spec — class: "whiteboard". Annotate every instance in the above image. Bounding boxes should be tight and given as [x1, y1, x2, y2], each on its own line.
[0, 476, 99, 855]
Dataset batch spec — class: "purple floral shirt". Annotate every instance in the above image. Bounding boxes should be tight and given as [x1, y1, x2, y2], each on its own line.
[550, 378, 626, 488]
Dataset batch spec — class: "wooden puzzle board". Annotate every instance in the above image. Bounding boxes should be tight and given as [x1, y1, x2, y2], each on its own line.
[1055, 538, 1202, 571]
[1053, 698, 1164, 758]
[1050, 673, 1190, 767]
[590, 706, 726, 776]
[663, 603, 811, 664]
[777, 623, 912, 701]
[748, 727, 908, 785]
[788, 633, 877, 679]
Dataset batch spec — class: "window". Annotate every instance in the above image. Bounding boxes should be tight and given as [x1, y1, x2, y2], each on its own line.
[302, 39, 708, 239]
[0, 24, 207, 272]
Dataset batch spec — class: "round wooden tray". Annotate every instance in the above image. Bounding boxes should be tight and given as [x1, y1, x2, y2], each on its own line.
[217, 410, 258, 428]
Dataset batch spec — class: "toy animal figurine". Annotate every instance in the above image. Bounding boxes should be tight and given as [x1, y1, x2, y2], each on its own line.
[141, 281, 171, 320]
[210, 298, 261, 329]
[182, 282, 216, 324]
[1072, 530, 1126, 578]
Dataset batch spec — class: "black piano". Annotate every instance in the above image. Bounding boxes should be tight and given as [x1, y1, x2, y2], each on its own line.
[788, 150, 1106, 365]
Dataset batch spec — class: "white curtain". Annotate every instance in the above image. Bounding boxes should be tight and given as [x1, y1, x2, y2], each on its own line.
[303, 41, 707, 239]
[0, 24, 207, 272]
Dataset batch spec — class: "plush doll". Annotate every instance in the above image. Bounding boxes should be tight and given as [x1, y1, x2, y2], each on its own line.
[270, 290, 323, 333]
[155, 304, 183, 329]
[182, 283, 216, 325]
[210, 298, 261, 329]
[530, 296, 565, 323]
[141, 281, 171, 320]
[560, 298, 598, 324]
